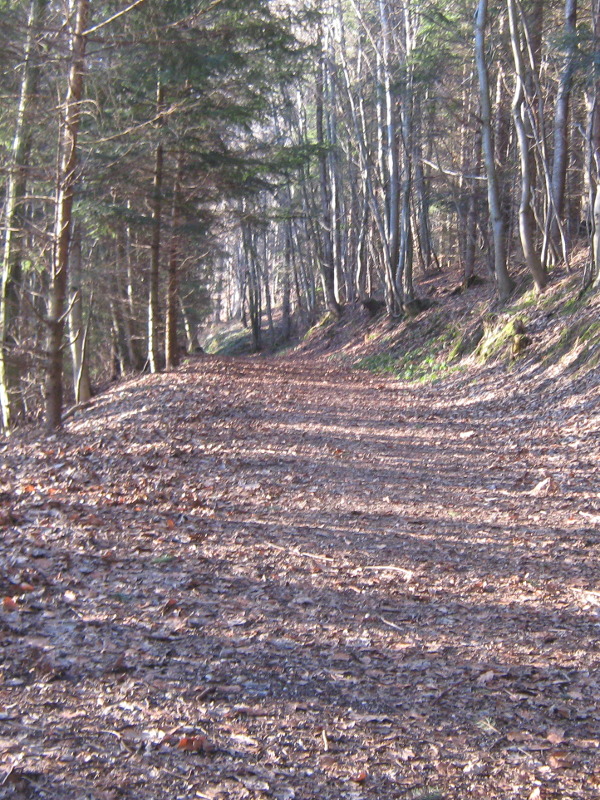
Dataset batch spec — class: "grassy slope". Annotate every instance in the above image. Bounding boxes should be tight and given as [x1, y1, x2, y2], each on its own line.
[290, 267, 600, 389]
[201, 260, 600, 398]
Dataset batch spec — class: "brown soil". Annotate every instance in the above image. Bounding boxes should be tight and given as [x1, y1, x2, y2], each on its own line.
[1, 354, 599, 799]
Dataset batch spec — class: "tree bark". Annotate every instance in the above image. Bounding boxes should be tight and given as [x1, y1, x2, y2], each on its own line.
[475, 0, 515, 301]
[148, 138, 163, 372]
[592, 0, 600, 286]
[165, 152, 183, 370]
[379, 0, 402, 312]
[549, 0, 578, 258]
[316, 31, 342, 318]
[45, 0, 89, 430]
[0, 0, 48, 431]
[508, 0, 548, 290]
[68, 224, 92, 404]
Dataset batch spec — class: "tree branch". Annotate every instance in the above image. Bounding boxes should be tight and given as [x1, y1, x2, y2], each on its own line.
[83, 0, 147, 36]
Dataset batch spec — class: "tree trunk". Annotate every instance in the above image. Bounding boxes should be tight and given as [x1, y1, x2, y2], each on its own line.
[165, 152, 183, 370]
[0, 0, 48, 431]
[281, 227, 293, 339]
[592, 0, 600, 286]
[413, 131, 434, 275]
[594, 185, 600, 283]
[242, 222, 262, 351]
[397, 6, 415, 305]
[147, 80, 164, 373]
[549, 0, 578, 258]
[508, 0, 548, 290]
[148, 141, 163, 373]
[379, 0, 402, 313]
[465, 122, 483, 282]
[180, 297, 195, 353]
[316, 35, 342, 318]
[116, 227, 137, 370]
[68, 224, 92, 404]
[45, 0, 89, 430]
[475, 0, 515, 301]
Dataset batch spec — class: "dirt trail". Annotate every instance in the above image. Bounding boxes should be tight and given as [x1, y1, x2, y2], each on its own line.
[1, 357, 599, 799]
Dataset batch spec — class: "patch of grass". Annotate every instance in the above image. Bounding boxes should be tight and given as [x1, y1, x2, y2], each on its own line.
[396, 351, 463, 383]
[560, 294, 586, 315]
[506, 288, 538, 313]
[586, 347, 600, 370]
[355, 352, 399, 373]
[203, 323, 254, 356]
[356, 329, 465, 383]
[326, 351, 351, 365]
[364, 329, 394, 345]
[541, 318, 600, 370]
[578, 320, 600, 343]
[273, 342, 296, 358]
[543, 324, 574, 363]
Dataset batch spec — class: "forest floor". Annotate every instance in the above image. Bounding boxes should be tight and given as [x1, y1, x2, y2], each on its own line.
[1, 352, 599, 799]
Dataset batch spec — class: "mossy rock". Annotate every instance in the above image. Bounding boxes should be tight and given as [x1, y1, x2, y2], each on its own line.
[511, 333, 531, 357]
[403, 297, 437, 318]
[449, 323, 484, 361]
[477, 317, 528, 362]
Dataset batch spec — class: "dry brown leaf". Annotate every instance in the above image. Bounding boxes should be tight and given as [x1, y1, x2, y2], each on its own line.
[547, 751, 575, 769]
[476, 669, 496, 685]
[177, 734, 214, 753]
[546, 728, 565, 745]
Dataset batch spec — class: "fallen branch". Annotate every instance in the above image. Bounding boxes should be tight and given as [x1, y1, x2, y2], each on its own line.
[63, 399, 94, 421]
[265, 542, 334, 562]
[362, 565, 414, 579]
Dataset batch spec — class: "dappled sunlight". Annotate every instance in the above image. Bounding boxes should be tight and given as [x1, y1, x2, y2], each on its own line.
[1, 357, 598, 798]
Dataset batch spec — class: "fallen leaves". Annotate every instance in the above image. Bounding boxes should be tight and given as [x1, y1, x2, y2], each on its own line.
[0, 357, 598, 800]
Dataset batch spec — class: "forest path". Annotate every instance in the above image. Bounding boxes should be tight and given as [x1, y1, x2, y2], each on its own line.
[1, 356, 599, 799]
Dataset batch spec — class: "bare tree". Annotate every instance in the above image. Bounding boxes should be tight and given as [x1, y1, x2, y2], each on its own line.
[507, 0, 548, 290]
[0, 0, 48, 431]
[550, 0, 578, 258]
[475, 0, 515, 301]
[45, 0, 90, 429]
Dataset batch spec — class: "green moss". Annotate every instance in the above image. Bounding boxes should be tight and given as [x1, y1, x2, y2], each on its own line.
[355, 352, 399, 373]
[356, 330, 465, 383]
[303, 312, 337, 342]
[560, 294, 586, 315]
[578, 321, 600, 343]
[205, 330, 253, 356]
[506, 288, 538, 313]
[476, 319, 516, 361]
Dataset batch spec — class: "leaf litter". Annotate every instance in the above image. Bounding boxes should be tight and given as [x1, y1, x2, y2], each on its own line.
[0, 355, 599, 798]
